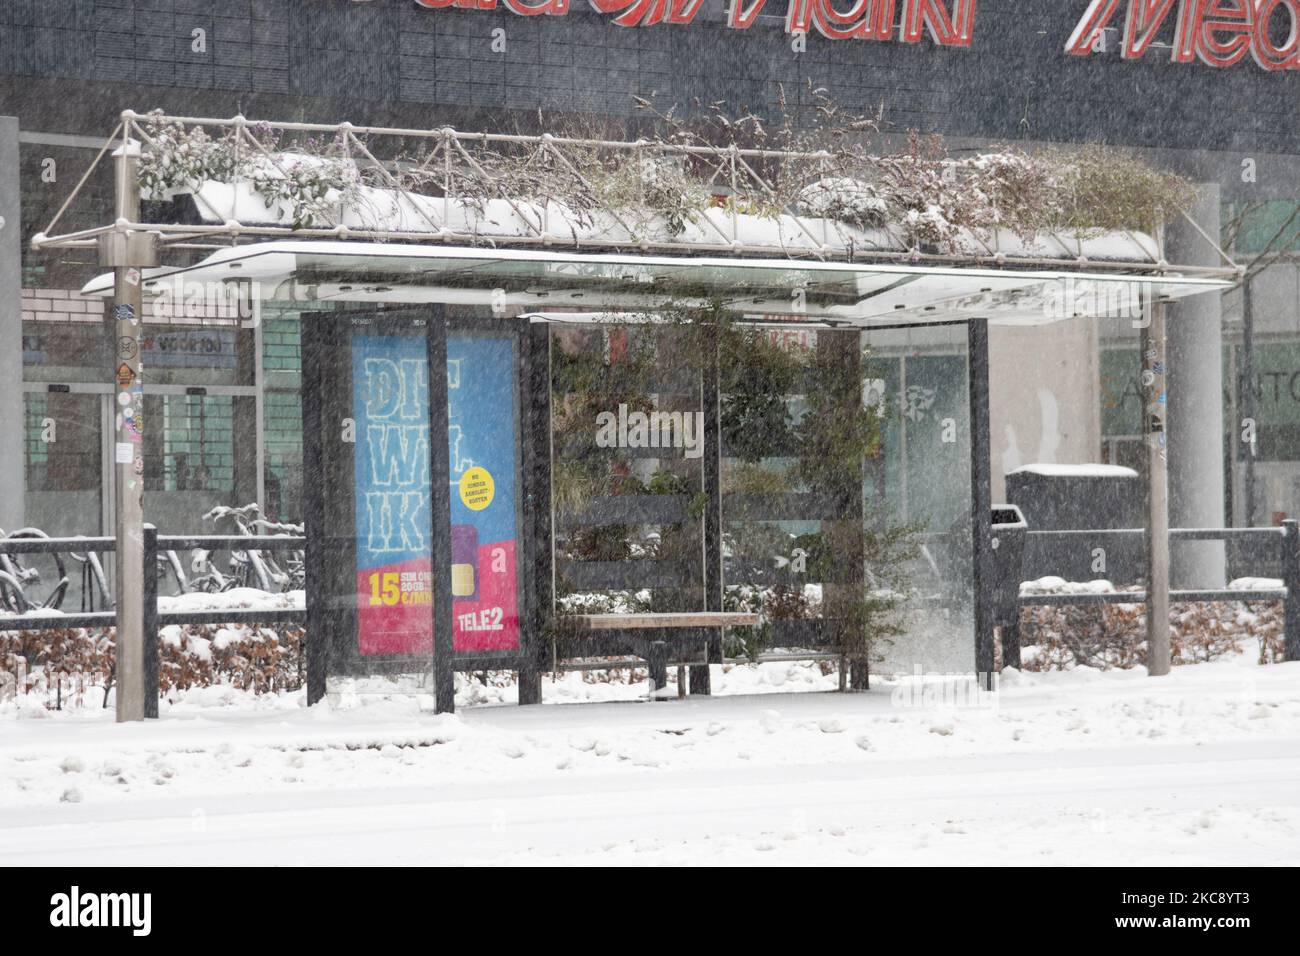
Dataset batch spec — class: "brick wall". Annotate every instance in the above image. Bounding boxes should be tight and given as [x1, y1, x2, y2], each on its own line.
[261, 314, 301, 373]
[20, 287, 103, 323]
[21, 287, 251, 324]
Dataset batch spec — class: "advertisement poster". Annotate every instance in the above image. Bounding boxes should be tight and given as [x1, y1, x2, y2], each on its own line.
[352, 335, 434, 656]
[447, 335, 522, 653]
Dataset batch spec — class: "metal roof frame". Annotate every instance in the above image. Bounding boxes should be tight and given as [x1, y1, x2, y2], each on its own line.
[33, 110, 1242, 284]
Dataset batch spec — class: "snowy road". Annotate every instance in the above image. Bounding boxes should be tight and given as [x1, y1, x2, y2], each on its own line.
[3, 655, 1298, 865]
[2, 738, 1297, 865]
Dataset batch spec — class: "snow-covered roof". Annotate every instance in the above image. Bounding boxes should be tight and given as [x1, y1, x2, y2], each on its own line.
[171, 177, 1163, 266]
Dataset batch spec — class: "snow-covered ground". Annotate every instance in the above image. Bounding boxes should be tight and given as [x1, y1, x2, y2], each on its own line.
[1, 653, 1297, 866]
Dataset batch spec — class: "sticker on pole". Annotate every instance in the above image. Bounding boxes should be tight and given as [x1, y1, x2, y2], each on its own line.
[115, 441, 134, 464]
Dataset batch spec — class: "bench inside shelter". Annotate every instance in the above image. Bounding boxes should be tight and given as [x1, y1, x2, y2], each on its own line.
[563, 611, 761, 699]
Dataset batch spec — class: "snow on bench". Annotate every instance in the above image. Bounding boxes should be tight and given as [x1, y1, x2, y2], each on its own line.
[564, 612, 761, 631]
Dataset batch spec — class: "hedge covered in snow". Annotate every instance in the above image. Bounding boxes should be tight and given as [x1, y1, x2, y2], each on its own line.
[1, 589, 304, 710]
[1017, 578, 1286, 671]
[3, 579, 1288, 711]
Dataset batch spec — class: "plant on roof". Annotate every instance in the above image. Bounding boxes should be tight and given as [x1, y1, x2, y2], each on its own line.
[131, 90, 1197, 253]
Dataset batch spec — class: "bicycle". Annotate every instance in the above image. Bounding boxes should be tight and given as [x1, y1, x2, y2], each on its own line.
[189, 504, 303, 594]
[0, 528, 70, 613]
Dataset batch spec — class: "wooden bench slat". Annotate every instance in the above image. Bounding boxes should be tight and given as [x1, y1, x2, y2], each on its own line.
[566, 612, 761, 631]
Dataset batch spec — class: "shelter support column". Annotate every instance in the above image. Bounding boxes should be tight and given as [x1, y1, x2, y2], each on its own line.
[817, 330, 868, 689]
[303, 321, 327, 707]
[519, 321, 553, 705]
[427, 315, 455, 714]
[692, 331, 722, 696]
[969, 319, 995, 687]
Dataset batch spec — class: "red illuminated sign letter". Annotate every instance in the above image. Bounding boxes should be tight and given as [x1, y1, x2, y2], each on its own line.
[786, 0, 896, 40]
[1068, 0, 1300, 69]
[589, 0, 704, 26]
[902, 0, 977, 46]
[1251, 0, 1300, 68]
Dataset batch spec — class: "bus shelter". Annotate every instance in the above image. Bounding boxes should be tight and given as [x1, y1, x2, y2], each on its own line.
[38, 112, 1236, 718]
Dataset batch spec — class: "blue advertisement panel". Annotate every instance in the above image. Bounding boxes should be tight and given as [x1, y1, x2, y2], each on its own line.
[352, 335, 434, 656]
[447, 334, 522, 653]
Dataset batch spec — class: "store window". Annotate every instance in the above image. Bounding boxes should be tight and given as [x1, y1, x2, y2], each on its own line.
[264, 391, 303, 524]
[148, 394, 236, 493]
[23, 391, 102, 537]
[22, 321, 111, 385]
[140, 322, 254, 388]
[141, 393, 258, 534]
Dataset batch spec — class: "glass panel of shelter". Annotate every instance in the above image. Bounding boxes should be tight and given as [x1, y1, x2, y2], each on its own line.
[862, 325, 975, 677]
[549, 321, 706, 665]
[715, 321, 977, 681]
[299, 305, 530, 699]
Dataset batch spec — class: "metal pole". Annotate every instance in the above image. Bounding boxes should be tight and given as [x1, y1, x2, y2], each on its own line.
[427, 310, 455, 714]
[1240, 273, 1257, 526]
[143, 524, 159, 719]
[101, 127, 156, 722]
[693, 331, 722, 696]
[968, 318, 995, 688]
[1143, 272, 1172, 677]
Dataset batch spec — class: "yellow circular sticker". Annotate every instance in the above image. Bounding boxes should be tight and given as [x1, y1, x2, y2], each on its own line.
[458, 466, 495, 511]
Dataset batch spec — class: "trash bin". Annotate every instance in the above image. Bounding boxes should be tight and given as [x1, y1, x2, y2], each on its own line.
[989, 505, 1027, 628]
[1005, 464, 1141, 583]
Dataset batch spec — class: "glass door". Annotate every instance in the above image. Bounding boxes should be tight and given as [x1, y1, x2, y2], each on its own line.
[23, 389, 103, 537]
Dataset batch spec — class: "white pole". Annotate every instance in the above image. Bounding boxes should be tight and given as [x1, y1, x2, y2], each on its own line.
[1143, 222, 1171, 677]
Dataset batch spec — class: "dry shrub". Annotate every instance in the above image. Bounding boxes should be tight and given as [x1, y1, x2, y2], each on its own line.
[0, 627, 115, 707]
[1, 622, 305, 710]
[1019, 598, 1284, 671]
[159, 624, 304, 695]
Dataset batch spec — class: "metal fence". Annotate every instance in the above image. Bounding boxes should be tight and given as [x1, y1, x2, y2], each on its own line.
[1005, 521, 1300, 665]
[0, 527, 306, 718]
[4, 522, 1297, 710]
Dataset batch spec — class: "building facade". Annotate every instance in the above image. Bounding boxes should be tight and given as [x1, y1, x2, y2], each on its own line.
[1, 0, 1297, 569]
